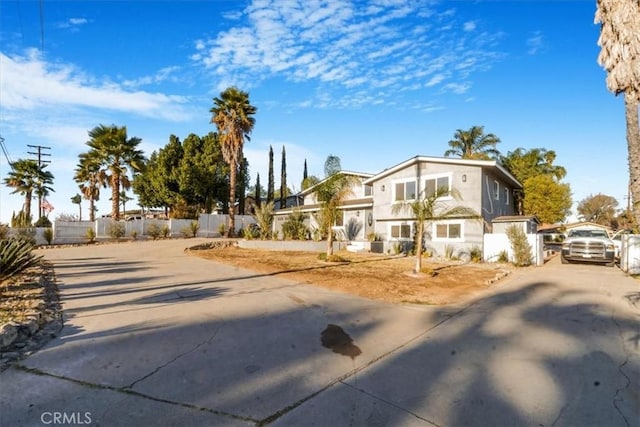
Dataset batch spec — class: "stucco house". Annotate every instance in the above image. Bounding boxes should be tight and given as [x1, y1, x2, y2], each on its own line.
[272, 156, 522, 255]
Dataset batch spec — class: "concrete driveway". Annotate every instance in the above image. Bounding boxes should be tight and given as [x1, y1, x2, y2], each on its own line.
[1, 239, 638, 426]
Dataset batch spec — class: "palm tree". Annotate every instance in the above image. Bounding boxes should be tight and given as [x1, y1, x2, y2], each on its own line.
[444, 126, 501, 160]
[595, 0, 640, 225]
[74, 152, 103, 221]
[392, 187, 479, 274]
[3, 159, 55, 224]
[85, 124, 145, 220]
[71, 194, 82, 220]
[314, 156, 355, 258]
[210, 87, 257, 237]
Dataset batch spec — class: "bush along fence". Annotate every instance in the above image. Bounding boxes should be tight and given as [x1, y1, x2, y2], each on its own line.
[6, 214, 257, 245]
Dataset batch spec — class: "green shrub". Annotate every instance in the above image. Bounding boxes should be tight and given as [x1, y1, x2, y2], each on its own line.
[43, 228, 54, 245]
[15, 228, 36, 246]
[34, 216, 52, 228]
[444, 244, 455, 260]
[470, 245, 483, 263]
[506, 224, 532, 267]
[108, 221, 125, 240]
[253, 202, 274, 240]
[131, 230, 138, 240]
[0, 237, 42, 283]
[147, 224, 162, 240]
[0, 224, 8, 240]
[181, 221, 199, 238]
[317, 253, 349, 262]
[282, 210, 308, 240]
[11, 211, 32, 227]
[217, 223, 226, 237]
[161, 224, 171, 239]
[393, 241, 402, 255]
[86, 227, 96, 243]
[497, 250, 509, 263]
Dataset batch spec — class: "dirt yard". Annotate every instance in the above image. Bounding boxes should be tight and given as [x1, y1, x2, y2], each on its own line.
[190, 245, 513, 305]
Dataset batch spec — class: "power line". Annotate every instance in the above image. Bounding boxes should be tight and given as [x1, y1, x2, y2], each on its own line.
[39, 0, 45, 53]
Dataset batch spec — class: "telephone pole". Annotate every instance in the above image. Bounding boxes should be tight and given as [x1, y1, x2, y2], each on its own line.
[27, 144, 51, 220]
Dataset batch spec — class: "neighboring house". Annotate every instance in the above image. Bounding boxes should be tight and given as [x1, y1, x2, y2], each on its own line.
[564, 221, 612, 235]
[272, 156, 522, 255]
[492, 215, 540, 234]
[362, 156, 522, 256]
[273, 171, 374, 240]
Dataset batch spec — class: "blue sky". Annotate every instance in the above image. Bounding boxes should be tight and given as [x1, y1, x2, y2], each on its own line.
[0, 0, 629, 223]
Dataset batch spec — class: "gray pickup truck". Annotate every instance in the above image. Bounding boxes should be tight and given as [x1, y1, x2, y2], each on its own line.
[561, 228, 615, 267]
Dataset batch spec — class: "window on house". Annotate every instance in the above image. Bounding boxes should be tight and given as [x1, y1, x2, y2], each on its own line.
[433, 222, 463, 241]
[493, 180, 500, 200]
[425, 175, 451, 198]
[391, 224, 411, 239]
[504, 187, 509, 204]
[394, 181, 416, 202]
[364, 184, 373, 197]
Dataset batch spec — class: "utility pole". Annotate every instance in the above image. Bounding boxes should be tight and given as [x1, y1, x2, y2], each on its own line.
[27, 144, 51, 220]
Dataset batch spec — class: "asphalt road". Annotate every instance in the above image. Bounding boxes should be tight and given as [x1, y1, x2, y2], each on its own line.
[1, 239, 638, 426]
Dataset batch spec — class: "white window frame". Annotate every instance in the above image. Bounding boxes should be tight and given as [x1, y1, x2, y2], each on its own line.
[424, 173, 453, 200]
[392, 179, 417, 203]
[364, 184, 373, 197]
[504, 187, 509, 204]
[388, 222, 413, 240]
[493, 180, 500, 200]
[432, 220, 465, 242]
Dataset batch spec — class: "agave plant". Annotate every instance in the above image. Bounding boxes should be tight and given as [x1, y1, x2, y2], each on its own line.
[0, 237, 43, 283]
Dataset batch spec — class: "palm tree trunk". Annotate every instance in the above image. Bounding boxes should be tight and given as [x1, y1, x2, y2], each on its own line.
[89, 199, 95, 222]
[228, 164, 236, 237]
[111, 175, 120, 220]
[415, 224, 423, 273]
[24, 191, 32, 221]
[626, 92, 640, 226]
[326, 227, 334, 257]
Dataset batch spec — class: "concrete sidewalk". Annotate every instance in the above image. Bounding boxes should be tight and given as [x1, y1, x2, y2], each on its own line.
[1, 240, 638, 426]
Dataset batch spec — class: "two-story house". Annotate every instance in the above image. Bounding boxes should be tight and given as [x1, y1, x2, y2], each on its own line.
[272, 171, 374, 240]
[362, 156, 522, 255]
[272, 156, 522, 255]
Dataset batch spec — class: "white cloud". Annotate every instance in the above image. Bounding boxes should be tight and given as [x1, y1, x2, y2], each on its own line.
[527, 31, 544, 55]
[57, 17, 89, 30]
[193, 0, 503, 108]
[0, 50, 191, 121]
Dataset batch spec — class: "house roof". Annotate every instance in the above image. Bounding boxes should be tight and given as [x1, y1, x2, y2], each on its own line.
[492, 215, 541, 224]
[298, 170, 374, 197]
[274, 197, 373, 215]
[564, 221, 612, 231]
[362, 155, 522, 189]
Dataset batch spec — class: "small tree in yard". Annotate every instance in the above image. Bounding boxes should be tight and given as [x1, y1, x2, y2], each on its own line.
[315, 171, 354, 258]
[253, 201, 274, 239]
[392, 187, 479, 274]
[506, 224, 532, 267]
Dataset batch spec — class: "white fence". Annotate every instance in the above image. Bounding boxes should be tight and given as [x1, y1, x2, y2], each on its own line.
[483, 233, 544, 266]
[620, 234, 640, 274]
[6, 214, 257, 245]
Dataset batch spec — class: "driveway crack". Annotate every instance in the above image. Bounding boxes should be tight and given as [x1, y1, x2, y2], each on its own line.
[124, 327, 221, 390]
[611, 315, 632, 427]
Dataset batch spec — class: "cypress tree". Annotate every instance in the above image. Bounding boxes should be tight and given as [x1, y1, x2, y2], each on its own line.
[267, 145, 274, 203]
[255, 173, 262, 207]
[303, 158, 308, 188]
[280, 146, 287, 208]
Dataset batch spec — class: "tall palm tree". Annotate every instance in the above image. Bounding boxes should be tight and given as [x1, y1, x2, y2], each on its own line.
[74, 152, 103, 221]
[314, 156, 355, 258]
[392, 188, 478, 274]
[210, 87, 257, 237]
[595, 0, 640, 225]
[3, 159, 55, 224]
[71, 194, 82, 220]
[444, 126, 501, 160]
[85, 124, 145, 220]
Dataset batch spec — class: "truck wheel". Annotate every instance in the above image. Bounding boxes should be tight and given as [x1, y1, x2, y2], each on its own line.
[605, 261, 615, 267]
[561, 256, 569, 264]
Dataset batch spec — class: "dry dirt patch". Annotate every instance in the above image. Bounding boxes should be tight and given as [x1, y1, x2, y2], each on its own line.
[189, 245, 512, 305]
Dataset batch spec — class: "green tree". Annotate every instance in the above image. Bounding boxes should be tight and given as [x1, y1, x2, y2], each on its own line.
[577, 193, 619, 226]
[444, 126, 501, 160]
[74, 152, 102, 221]
[280, 146, 287, 208]
[303, 158, 308, 187]
[71, 193, 82, 221]
[315, 156, 354, 258]
[392, 188, 478, 274]
[302, 175, 320, 190]
[210, 87, 257, 237]
[255, 173, 262, 207]
[85, 124, 145, 220]
[595, 0, 640, 226]
[501, 148, 567, 215]
[267, 145, 274, 203]
[253, 201, 274, 240]
[3, 159, 54, 224]
[522, 175, 572, 224]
